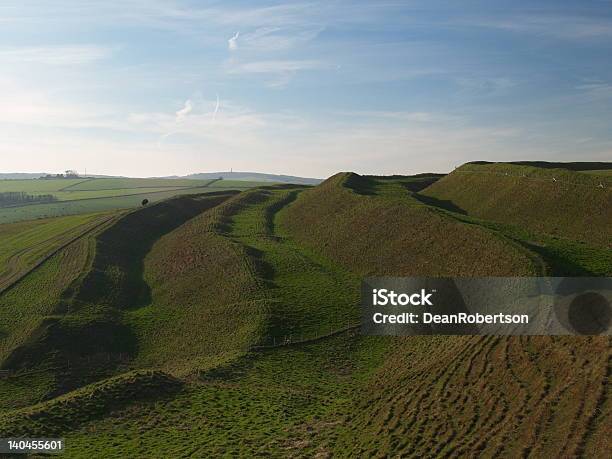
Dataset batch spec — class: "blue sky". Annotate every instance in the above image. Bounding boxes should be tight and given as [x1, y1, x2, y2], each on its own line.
[0, 0, 611, 177]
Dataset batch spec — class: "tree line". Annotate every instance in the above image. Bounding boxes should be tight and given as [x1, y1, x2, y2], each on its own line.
[0, 192, 57, 207]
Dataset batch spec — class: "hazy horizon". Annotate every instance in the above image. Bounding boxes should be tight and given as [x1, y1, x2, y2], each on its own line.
[0, 169, 328, 179]
[1, 1, 611, 177]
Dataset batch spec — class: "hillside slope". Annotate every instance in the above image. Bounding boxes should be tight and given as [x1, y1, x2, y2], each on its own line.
[280, 172, 539, 276]
[0, 173, 609, 457]
[420, 162, 612, 248]
[277, 172, 610, 457]
[0, 192, 241, 394]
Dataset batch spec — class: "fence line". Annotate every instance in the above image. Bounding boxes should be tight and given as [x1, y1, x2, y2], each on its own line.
[249, 323, 361, 351]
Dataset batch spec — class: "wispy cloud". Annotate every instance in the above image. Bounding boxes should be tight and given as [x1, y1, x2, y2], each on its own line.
[236, 25, 323, 52]
[229, 59, 325, 74]
[228, 31, 240, 51]
[158, 99, 194, 147]
[0, 45, 115, 65]
[576, 81, 612, 99]
[175, 99, 193, 120]
[468, 14, 612, 40]
[227, 59, 327, 86]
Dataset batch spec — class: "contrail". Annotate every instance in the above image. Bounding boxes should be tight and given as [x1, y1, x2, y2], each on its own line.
[157, 131, 177, 149]
[213, 94, 220, 120]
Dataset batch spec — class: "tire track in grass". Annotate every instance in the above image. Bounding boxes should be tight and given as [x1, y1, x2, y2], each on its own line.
[443, 337, 502, 456]
[573, 351, 610, 456]
[58, 178, 95, 191]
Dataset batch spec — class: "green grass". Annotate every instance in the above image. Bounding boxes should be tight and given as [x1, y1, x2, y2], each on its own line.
[0, 179, 85, 193]
[281, 173, 539, 276]
[62, 178, 213, 191]
[1, 331, 388, 458]
[0, 238, 94, 409]
[12, 192, 243, 386]
[0, 213, 116, 292]
[0, 170, 609, 457]
[421, 162, 612, 248]
[126, 192, 268, 373]
[579, 169, 612, 176]
[445, 212, 612, 276]
[225, 188, 360, 341]
[49, 187, 193, 201]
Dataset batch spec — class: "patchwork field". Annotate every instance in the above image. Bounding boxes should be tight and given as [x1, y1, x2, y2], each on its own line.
[0, 177, 269, 224]
[0, 163, 609, 457]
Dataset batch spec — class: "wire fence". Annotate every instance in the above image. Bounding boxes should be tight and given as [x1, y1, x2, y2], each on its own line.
[249, 322, 361, 351]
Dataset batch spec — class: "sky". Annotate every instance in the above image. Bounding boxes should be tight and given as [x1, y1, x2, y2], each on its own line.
[0, 0, 611, 178]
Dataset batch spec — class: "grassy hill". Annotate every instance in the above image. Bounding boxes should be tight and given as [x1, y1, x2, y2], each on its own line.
[281, 172, 539, 276]
[0, 192, 244, 394]
[0, 169, 609, 456]
[420, 162, 612, 248]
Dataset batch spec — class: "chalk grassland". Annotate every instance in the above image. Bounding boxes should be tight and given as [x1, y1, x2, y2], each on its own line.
[0, 213, 118, 292]
[421, 162, 612, 248]
[0, 191, 264, 401]
[126, 191, 269, 372]
[3, 332, 386, 457]
[275, 172, 611, 457]
[330, 335, 610, 458]
[281, 173, 540, 277]
[0, 168, 609, 457]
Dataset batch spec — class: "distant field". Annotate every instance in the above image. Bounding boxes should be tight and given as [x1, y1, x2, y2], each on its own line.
[0, 177, 269, 224]
[208, 179, 276, 188]
[0, 179, 85, 193]
[62, 177, 213, 191]
[50, 187, 190, 201]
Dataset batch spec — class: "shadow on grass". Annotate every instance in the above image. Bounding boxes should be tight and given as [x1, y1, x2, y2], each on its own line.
[76, 192, 236, 310]
[412, 193, 467, 215]
[344, 174, 377, 195]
